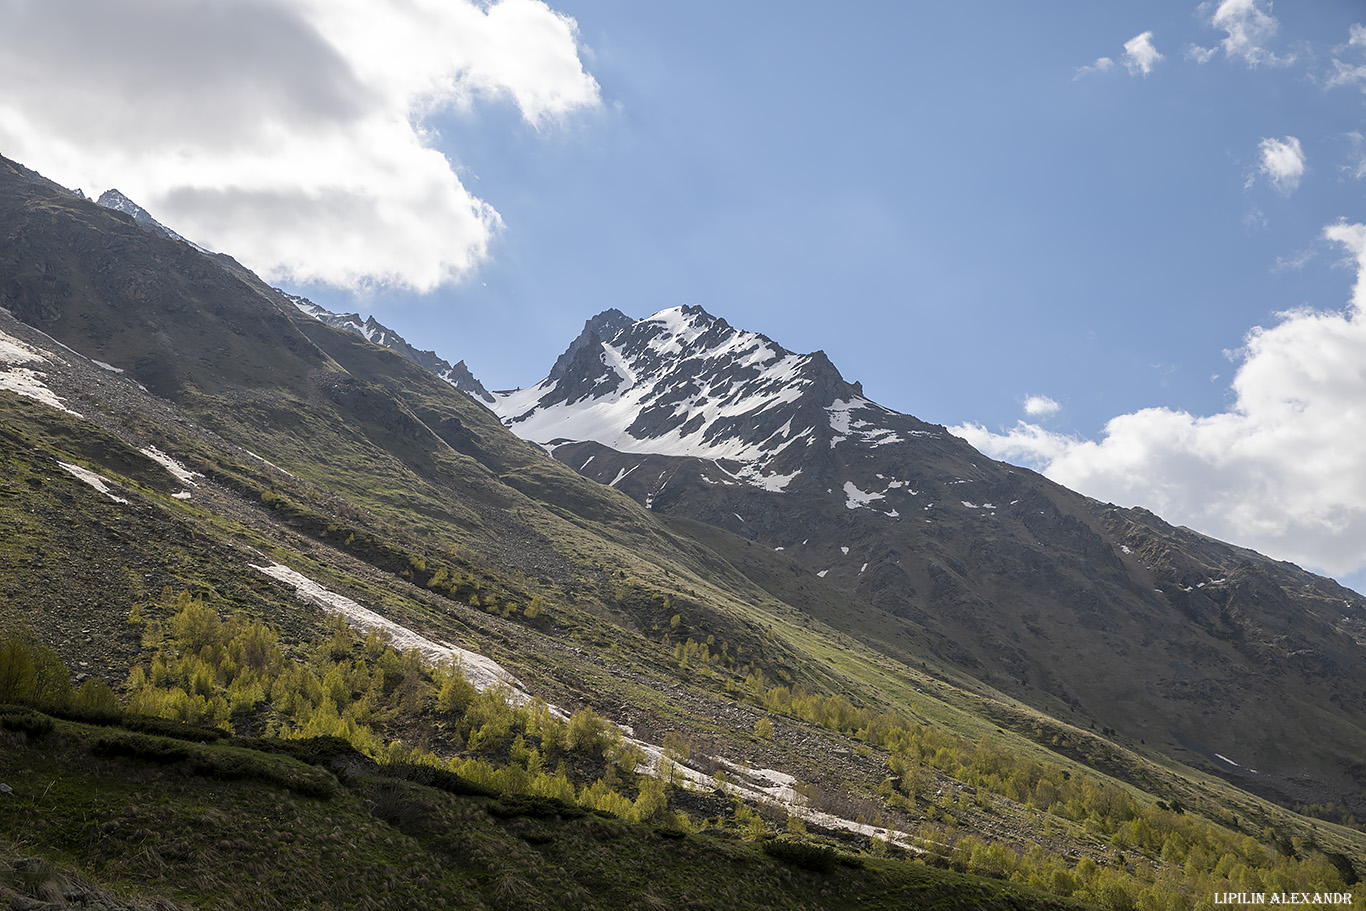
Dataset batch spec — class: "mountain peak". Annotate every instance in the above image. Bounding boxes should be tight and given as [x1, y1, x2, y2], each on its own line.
[490, 305, 928, 491]
[95, 189, 192, 245]
[547, 308, 636, 382]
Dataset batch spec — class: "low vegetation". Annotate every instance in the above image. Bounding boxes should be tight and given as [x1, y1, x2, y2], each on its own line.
[3, 630, 1096, 911]
[3, 609, 1362, 910]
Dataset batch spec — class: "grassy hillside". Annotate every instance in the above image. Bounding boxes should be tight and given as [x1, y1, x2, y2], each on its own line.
[0, 713, 1102, 911]
[2, 153, 1364, 908]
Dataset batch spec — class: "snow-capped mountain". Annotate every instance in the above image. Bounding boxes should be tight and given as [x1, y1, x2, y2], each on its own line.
[488, 301, 1366, 818]
[96, 189, 197, 246]
[287, 293, 493, 403]
[492, 305, 942, 492]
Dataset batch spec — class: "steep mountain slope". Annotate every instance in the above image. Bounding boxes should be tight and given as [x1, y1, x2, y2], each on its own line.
[492, 305, 1366, 815]
[3, 152, 1365, 907]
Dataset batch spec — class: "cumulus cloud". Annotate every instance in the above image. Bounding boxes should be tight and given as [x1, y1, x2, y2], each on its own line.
[951, 222, 1366, 582]
[1023, 395, 1061, 417]
[0, 0, 601, 292]
[1075, 32, 1162, 80]
[1186, 44, 1219, 65]
[1201, 0, 1294, 68]
[1122, 32, 1164, 76]
[1253, 136, 1306, 195]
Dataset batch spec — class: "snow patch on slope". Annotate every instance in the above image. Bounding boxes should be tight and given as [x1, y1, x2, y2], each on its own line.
[0, 330, 44, 364]
[827, 398, 904, 449]
[58, 462, 129, 504]
[0, 368, 81, 416]
[140, 447, 201, 486]
[0, 328, 83, 416]
[250, 562, 526, 695]
[843, 481, 886, 510]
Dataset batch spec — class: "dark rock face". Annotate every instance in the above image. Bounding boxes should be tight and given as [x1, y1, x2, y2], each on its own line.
[546, 308, 635, 383]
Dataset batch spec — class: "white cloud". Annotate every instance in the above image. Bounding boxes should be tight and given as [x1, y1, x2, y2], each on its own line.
[1074, 57, 1115, 80]
[1023, 395, 1061, 417]
[1326, 24, 1366, 92]
[1273, 248, 1314, 272]
[1254, 136, 1305, 195]
[0, 0, 601, 292]
[951, 222, 1366, 583]
[1346, 132, 1366, 180]
[1186, 44, 1219, 65]
[1075, 31, 1162, 80]
[1122, 32, 1164, 76]
[1324, 220, 1366, 309]
[1203, 0, 1295, 68]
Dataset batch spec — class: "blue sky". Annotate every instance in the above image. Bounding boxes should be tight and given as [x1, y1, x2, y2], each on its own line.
[2, 0, 1364, 590]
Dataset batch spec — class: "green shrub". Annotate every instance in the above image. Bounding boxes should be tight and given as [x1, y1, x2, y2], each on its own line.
[119, 713, 225, 742]
[487, 794, 584, 819]
[761, 837, 838, 873]
[237, 735, 361, 768]
[55, 679, 124, 725]
[0, 707, 54, 739]
[380, 761, 498, 798]
[91, 732, 192, 764]
[0, 630, 73, 710]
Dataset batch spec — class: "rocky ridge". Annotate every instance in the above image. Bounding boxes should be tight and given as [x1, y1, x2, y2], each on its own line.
[285, 293, 494, 403]
[95, 189, 195, 246]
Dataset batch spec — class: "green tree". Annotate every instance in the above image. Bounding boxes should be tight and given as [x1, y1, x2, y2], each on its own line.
[0, 630, 72, 709]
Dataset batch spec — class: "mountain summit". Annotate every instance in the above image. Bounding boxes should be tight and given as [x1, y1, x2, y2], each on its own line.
[95, 189, 194, 246]
[546, 308, 636, 383]
[493, 304, 930, 492]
